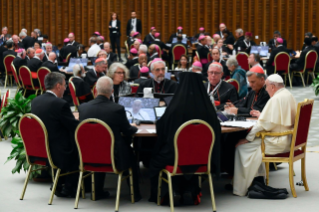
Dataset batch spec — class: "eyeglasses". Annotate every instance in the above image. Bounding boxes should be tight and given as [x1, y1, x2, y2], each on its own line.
[115, 72, 125, 75]
[207, 72, 222, 75]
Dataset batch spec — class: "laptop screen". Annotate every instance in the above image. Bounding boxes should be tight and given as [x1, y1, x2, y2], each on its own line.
[250, 45, 269, 57]
[118, 97, 160, 121]
[154, 106, 167, 120]
[65, 58, 88, 72]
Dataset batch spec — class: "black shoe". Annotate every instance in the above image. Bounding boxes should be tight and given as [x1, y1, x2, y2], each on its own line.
[58, 186, 76, 198]
[224, 183, 233, 191]
[182, 191, 193, 205]
[93, 190, 110, 200]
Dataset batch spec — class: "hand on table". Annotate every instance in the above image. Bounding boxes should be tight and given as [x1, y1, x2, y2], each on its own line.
[250, 110, 261, 118]
[227, 44, 234, 50]
[225, 106, 238, 115]
[131, 123, 137, 127]
[235, 139, 249, 148]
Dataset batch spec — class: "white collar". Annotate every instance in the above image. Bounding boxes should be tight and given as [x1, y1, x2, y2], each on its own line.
[277, 45, 283, 47]
[140, 76, 148, 79]
[198, 43, 203, 46]
[33, 56, 41, 61]
[67, 40, 75, 46]
[151, 52, 158, 57]
[46, 90, 57, 97]
[133, 56, 139, 60]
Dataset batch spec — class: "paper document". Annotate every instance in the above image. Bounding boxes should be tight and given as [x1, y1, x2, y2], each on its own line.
[146, 129, 156, 133]
[220, 121, 255, 129]
[137, 130, 142, 134]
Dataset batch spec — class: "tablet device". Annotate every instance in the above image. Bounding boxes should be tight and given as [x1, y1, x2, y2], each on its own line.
[217, 111, 229, 122]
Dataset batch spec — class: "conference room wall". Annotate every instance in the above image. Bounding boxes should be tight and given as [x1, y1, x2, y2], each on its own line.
[0, 0, 315, 50]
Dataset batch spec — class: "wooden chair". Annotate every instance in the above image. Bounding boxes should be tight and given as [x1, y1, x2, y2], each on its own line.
[37, 67, 51, 94]
[68, 77, 80, 111]
[10, 63, 22, 95]
[3, 55, 15, 88]
[291, 50, 317, 87]
[157, 119, 216, 212]
[171, 44, 187, 69]
[74, 118, 135, 210]
[226, 79, 240, 93]
[236, 52, 250, 71]
[274, 52, 292, 88]
[19, 113, 81, 204]
[19, 66, 40, 96]
[256, 99, 314, 198]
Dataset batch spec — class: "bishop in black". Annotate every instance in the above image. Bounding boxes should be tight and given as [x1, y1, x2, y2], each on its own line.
[149, 72, 221, 203]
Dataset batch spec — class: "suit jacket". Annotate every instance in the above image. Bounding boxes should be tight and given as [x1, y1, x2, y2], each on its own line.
[0, 45, 8, 72]
[13, 42, 24, 50]
[59, 45, 77, 60]
[107, 52, 118, 65]
[129, 65, 141, 80]
[3, 49, 17, 58]
[109, 20, 121, 36]
[233, 36, 246, 52]
[143, 34, 155, 46]
[22, 36, 35, 50]
[196, 44, 210, 60]
[27, 58, 42, 72]
[134, 77, 148, 84]
[31, 92, 79, 169]
[13, 57, 28, 75]
[268, 38, 287, 50]
[69, 41, 80, 47]
[84, 68, 105, 87]
[168, 33, 178, 43]
[125, 57, 139, 69]
[136, 78, 178, 94]
[78, 95, 137, 170]
[293, 46, 315, 70]
[126, 19, 142, 36]
[41, 60, 59, 72]
[266, 45, 290, 67]
[72, 77, 94, 103]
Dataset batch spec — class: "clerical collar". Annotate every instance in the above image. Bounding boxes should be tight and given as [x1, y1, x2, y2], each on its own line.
[140, 76, 147, 79]
[152, 78, 166, 93]
[34, 56, 40, 61]
[277, 45, 283, 47]
[46, 90, 57, 97]
[67, 41, 75, 46]
[131, 18, 136, 20]
[198, 43, 203, 46]
[154, 38, 160, 41]
[133, 56, 139, 60]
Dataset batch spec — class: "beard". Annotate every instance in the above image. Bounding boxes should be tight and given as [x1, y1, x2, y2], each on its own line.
[155, 76, 164, 83]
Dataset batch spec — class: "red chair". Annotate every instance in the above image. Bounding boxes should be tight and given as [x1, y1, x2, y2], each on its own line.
[208, 52, 213, 62]
[19, 66, 40, 96]
[74, 118, 135, 210]
[305, 52, 318, 84]
[37, 67, 51, 94]
[154, 44, 162, 58]
[226, 79, 240, 93]
[10, 63, 22, 94]
[68, 77, 80, 111]
[3, 55, 15, 88]
[291, 50, 317, 87]
[157, 119, 216, 212]
[19, 113, 82, 204]
[256, 99, 314, 198]
[171, 45, 187, 69]
[274, 52, 292, 88]
[236, 52, 250, 71]
[130, 84, 139, 94]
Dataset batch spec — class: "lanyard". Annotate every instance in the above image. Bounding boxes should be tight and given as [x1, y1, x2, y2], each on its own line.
[243, 40, 250, 48]
[207, 80, 222, 102]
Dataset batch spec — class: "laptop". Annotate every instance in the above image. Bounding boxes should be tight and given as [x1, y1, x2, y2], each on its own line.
[217, 111, 229, 122]
[154, 106, 167, 120]
[250, 45, 269, 57]
[65, 58, 88, 72]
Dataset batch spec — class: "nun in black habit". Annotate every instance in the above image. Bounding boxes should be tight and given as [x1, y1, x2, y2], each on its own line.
[149, 72, 221, 204]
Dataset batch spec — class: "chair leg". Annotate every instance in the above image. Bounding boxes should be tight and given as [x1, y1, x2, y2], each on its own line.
[265, 162, 270, 186]
[284, 75, 287, 86]
[288, 72, 292, 89]
[81, 178, 85, 199]
[91, 172, 95, 201]
[115, 172, 123, 212]
[74, 171, 83, 209]
[289, 163, 297, 198]
[300, 72, 305, 87]
[20, 165, 33, 200]
[167, 173, 174, 212]
[157, 171, 163, 206]
[273, 162, 278, 170]
[23, 89, 26, 97]
[4, 75, 7, 88]
[51, 167, 55, 183]
[49, 168, 61, 205]
[307, 73, 309, 85]
[301, 156, 309, 191]
[208, 173, 217, 212]
[199, 175, 202, 189]
[129, 168, 135, 203]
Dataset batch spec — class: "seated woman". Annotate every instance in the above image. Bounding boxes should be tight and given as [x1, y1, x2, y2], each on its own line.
[71, 64, 94, 103]
[174, 55, 189, 71]
[33, 41, 41, 51]
[149, 72, 221, 206]
[134, 66, 149, 84]
[107, 62, 131, 102]
[226, 56, 248, 99]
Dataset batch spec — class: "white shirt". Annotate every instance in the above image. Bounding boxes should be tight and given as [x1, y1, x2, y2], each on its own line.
[112, 20, 117, 28]
[131, 18, 137, 32]
[87, 44, 101, 57]
[46, 90, 57, 97]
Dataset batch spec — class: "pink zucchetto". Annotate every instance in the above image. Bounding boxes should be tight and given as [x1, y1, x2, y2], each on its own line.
[199, 27, 205, 31]
[140, 66, 149, 73]
[154, 32, 160, 38]
[130, 48, 138, 54]
[277, 38, 283, 44]
[64, 38, 70, 42]
[192, 61, 203, 68]
[198, 35, 206, 41]
[177, 26, 183, 30]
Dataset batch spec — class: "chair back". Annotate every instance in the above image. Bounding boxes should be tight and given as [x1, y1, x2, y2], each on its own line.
[130, 84, 139, 94]
[92, 83, 97, 98]
[303, 50, 318, 73]
[290, 99, 314, 151]
[19, 66, 35, 89]
[75, 119, 117, 173]
[124, 40, 129, 55]
[172, 45, 187, 62]
[172, 119, 215, 175]
[236, 52, 250, 71]
[226, 79, 240, 93]
[274, 52, 290, 74]
[68, 78, 80, 107]
[154, 44, 162, 58]
[10, 63, 21, 87]
[4, 55, 15, 75]
[19, 114, 55, 167]
[37, 67, 51, 91]
[66, 53, 72, 65]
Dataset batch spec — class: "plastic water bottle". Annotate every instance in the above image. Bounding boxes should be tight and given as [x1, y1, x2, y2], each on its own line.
[232, 49, 236, 56]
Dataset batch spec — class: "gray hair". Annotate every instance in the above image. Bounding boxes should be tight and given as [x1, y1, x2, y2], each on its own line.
[89, 36, 97, 43]
[35, 50, 44, 57]
[139, 44, 148, 53]
[2, 26, 8, 31]
[97, 36, 104, 42]
[208, 63, 223, 73]
[44, 72, 65, 90]
[273, 30, 281, 36]
[132, 99, 143, 106]
[246, 71, 265, 79]
[21, 28, 27, 33]
[235, 28, 244, 35]
[108, 62, 129, 80]
[45, 43, 52, 48]
[226, 56, 239, 68]
[150, 60, 166, 71]
[94, 59, 106, 67]
[73, 64, 82, 76]
[19, 31, 27, 37]
[96, 76, 113, 95]
[34, 28, 41, 35]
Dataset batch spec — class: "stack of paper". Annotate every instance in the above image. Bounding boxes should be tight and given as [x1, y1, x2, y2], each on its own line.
[220, 121, 255, 129]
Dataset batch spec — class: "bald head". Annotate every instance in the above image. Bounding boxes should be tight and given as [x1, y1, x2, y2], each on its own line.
[104, 42, 111, 53]
[48, 52, 56, 62]
[96, 76, 114, 97]
[12, 35, 19, 44]
[219, 23, 226, 32]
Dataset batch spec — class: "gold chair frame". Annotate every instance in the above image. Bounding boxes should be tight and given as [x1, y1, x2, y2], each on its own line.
[68, 77, 80, 111]
[74, 118, 135, 210]
[154, 44, 162, 58]
[37, 67, 51, 94]
[10, 63, 22, 95]
[171, 44, 187, 69]
[124, 40, 130, 56]
[19, 113, 81, 205]
[256, 99, 314, 198]
[226, 78, 240, 93]
[274, 52, 292, 89]
[3, 55, 16, 88]
[19, 66, 39, 96]
[291, 50, 317, 87]
[157, 119, 217, 212]
[66, 53, 72, 64]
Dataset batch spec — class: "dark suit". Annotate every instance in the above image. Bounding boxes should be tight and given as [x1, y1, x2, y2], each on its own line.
[13, 42, 24, 50]
[196, 44, 210, 61]
[266, 45, 290, 75]
[125, 57, 139, 70]
[3, 49, 17, 58]
[151, 40, 170, 61]
[0, 36, 6, 46]
[136, 78, 178, 94]
[0, 45, 8, 75]
[129, 65, 141, 80]
[107, 51, 118, 65]
[290, 46, 315, 71]
[143, 33, 155, 46]
[22, 36, 35, 50]
[13, 57, 28, 76]
[68, 41, 80, 47]
[109, 20, 121, 59]
[84, 68, 105, 87]
[59, 45, 77, 61]
[42, 60, 59, 72]
[134, 77, 148, 84]
[78, 95, 140, 196]
[268, 38, 287, 50]
[234, 36, 246, 52]
[168, 33, 178, 43]
[27, 57, 42, 72]
[126, 18, 142, 36]
[71, 77, 94, 103]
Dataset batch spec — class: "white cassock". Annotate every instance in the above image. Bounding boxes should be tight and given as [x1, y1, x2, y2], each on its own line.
[233, 88, 297, 196]
[129, 109, 150, 121]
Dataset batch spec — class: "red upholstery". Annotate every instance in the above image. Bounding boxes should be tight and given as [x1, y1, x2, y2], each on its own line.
[93, 85, 97, 97]
[20, 67, 34, 89]
[165, 165, 207, 174]
[295, 103, 313, 146]
[265, 149, 303, 158]
[84, 165, 114, 172]
[274, 53, 290, 74]
[31, 72, 37, 79]
[10, 64, 20, 85]
[37, 68, 50, 90]
[236, 53, 249, 71]
[176, 123, 213, 166]
[68, 81, 79, 107]
[172, 45, 186, 61]
[19, 116, 48, 160]
[305, 51, 317, 70]
[76, 122, 115, 172]
[4, 90, 9, 107]
[33, 160, 47, 166]
[4, 55, 15, 75]
[228, 80, 239, 92]
[131, 85, 139, 94]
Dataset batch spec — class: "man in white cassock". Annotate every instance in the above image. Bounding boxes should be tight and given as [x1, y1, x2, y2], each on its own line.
[233, 74, 297, 196]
